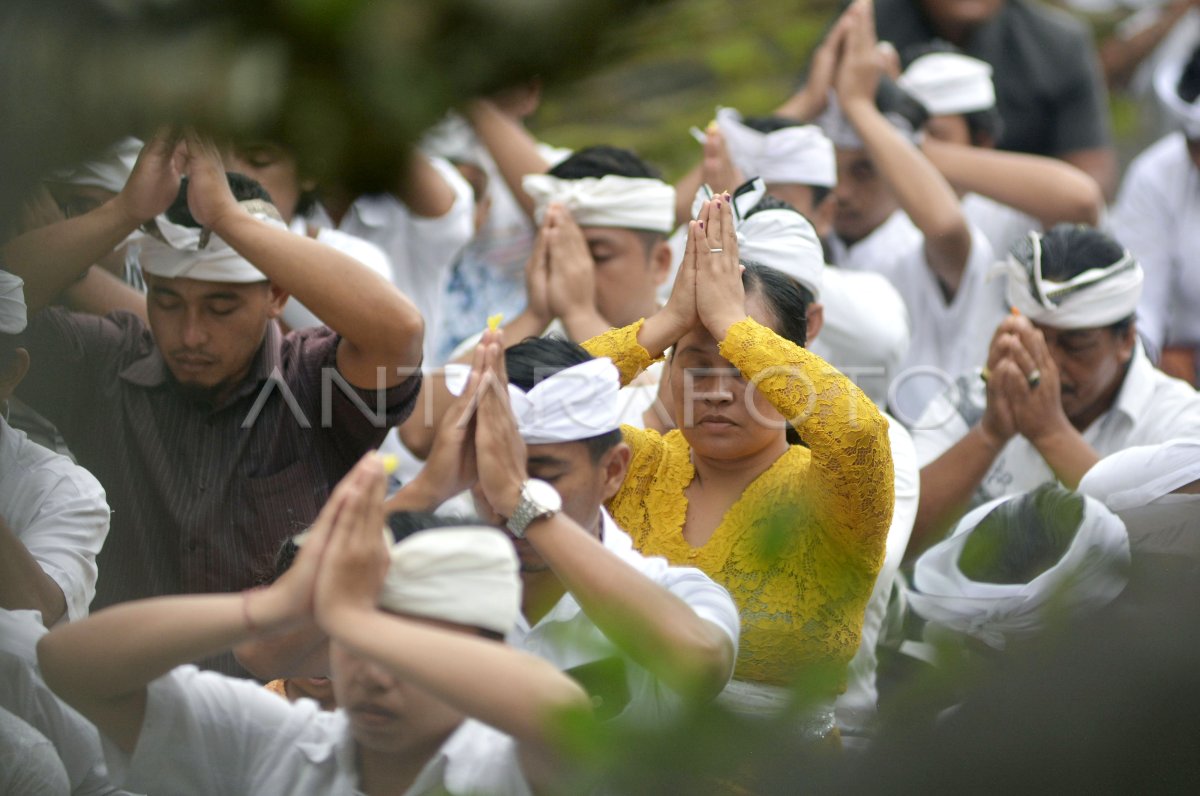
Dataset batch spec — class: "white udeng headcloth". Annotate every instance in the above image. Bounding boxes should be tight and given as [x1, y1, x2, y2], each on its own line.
[897, 52, 996, 116]
[380, 527, 521, 635]
[817, 94, 922, 150]
[445, 357, 622, 444]
[522, 173, 675, 234]
[1079, 441, 1200, 558]
[0, 270, 27, 335]
[908, 494, 1129, 649]
[699, 107, 836, 188]
[1155, 54, 1200, 139]
[46, 137, 142, 193]
[997, 232, 1144, 329]
[690, 178, 824, 299]
[136, 200, 286, 283]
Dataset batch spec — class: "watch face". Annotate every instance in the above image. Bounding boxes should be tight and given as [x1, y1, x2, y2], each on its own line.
[525, 479, 563, 513]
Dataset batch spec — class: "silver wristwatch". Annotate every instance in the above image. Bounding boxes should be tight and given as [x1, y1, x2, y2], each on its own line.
[506, 479, 563, 538]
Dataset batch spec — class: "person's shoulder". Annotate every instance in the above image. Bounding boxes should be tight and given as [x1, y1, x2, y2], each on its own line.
[440, 719, 529, 796]
[1128, 132, 1191, 179]
[873, 0, 932, 41]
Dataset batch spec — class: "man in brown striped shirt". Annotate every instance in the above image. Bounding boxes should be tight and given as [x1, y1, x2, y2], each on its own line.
[6, 133, 425, 670]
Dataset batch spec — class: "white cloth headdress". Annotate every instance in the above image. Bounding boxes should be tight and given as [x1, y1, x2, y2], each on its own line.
[817, 94, 922, 149]
[46, 137, 142, 193]
[690, 178, 824, 298]
[0, 271, 27, 335]
[1079, 441, 1200, 558]
[693, 107, 836, 188]
[1155, 53, 1200, 139]
[897, 52, 996, 116]
[997, 231, 1143, 329]
[445, 357, 622, 444]
[136, 200, 286, 283]
[908, 492, 1129, 649]
[522, 173, 675, 233]
[380, 527, 521, 635]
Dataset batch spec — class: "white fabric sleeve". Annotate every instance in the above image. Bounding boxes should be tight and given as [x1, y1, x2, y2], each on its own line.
[658, 566, 741, 655]
[101, 666, 299, 795]
[20, 482, 110, 622]
[0, 706, 71, 796]
[1109, 142, 1175, 360]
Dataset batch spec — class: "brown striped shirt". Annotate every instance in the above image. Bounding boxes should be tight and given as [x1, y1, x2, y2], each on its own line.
[19, 308, 421, 612]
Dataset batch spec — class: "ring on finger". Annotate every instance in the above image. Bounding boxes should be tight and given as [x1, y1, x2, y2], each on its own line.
[708, 247, 724, 253]
[1027, 368, 1041, 388]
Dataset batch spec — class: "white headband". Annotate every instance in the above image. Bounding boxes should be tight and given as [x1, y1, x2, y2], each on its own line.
[1155, 55, 1200, 139]
[0, 271, 27, 335]
[690, 178, 824, 299]
[817, 93, 922, 150]
[522, 173, 675, 234]
[445, 357, 622, 444]
[137, 201, 285, 283]
[46, 137, 142, 194]
[908, 493, 1129, 649]
[380, 527, 521, 635]
[898, 52, 996, 116]
[698, 107, 836, 188]
[1079, 441, 1200, 558]
[999, 232, 1143, 329]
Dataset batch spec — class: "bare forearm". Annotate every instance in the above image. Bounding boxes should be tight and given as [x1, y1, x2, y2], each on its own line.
[395, 152, 458, 219]
[0, 523, 68, 626]
[843, 100, 971, 291]
[329, 608, 589, 744]
[636, 309, 692, 360]
[466, 100, 551, 221]
[1031, 427, 1101, 490]
[61, 267, 148, 321]
[911, 426, 1004, 560]
[560, 308, 611, 343]
[234, 623, 329, 680]
[3, 201, 139, 313]
[1102, 2, 1190, 89]
[214, 210, 424, 372]
[675, 163, 706, 228]
[526, 515, 733, 699]
[923, 139, 1102, 228]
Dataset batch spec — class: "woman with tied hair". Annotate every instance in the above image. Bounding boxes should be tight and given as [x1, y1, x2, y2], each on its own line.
[583, 196, 894, 738]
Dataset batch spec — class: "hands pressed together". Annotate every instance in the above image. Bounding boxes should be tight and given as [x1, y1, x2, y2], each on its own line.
[656, 194, 747, 346]
[111, 127, 245, 234]
[524, 204, 600, 327]
[980, 313, 1070, 450]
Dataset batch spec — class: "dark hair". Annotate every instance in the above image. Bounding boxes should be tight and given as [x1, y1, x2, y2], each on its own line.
[739, 263, 812, 350]
[165, 172, 274, 229]
[1179, 43, 1200, 103]
[504, 336, 623, 461]
[901, 41, 1004, 144]
[548, 145, 662, 181]
[1027, 224, 1135, 334]
[957, 484, 1086, 584]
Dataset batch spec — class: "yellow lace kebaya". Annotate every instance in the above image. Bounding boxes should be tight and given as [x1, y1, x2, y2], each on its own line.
[584, 317, 894, 687]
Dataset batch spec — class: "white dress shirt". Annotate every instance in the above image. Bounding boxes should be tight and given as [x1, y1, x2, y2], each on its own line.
[0, 416, 109, 621]
[912, 344, 1200, 508]
[962, 192, 1038, 262]
[509, 509, 740, 727]
[0, 609, 125, 795]
[101, 665, 530, 796]
[831, 211, 1005, 423]
[1110, 132, 1200, 362]
[305, 156, 475, 365]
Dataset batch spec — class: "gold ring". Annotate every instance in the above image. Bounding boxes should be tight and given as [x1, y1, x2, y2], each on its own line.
[980, 366, 990, 384]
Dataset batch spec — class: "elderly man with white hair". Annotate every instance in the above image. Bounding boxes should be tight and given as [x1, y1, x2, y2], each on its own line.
[0, 271, 109, 628]
[911, 224, 1200, 556]
[37, 454, 590, 796]
[1111, 41, 1200, 384]
[2, 132, 424, 673]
